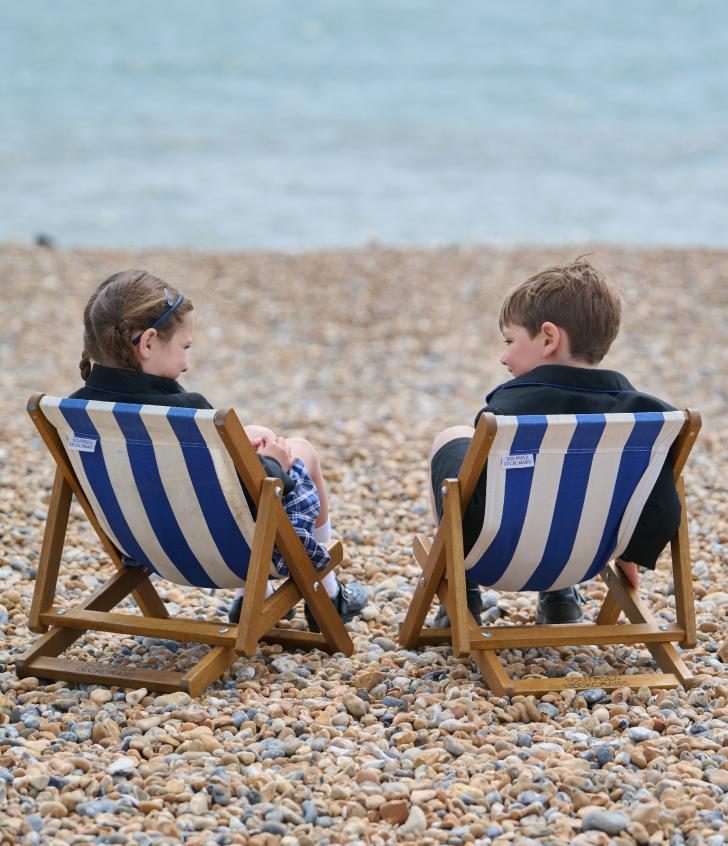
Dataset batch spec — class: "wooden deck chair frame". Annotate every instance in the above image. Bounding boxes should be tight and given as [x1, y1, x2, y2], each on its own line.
[17, 394, 354, 697]
[399, 409, 701, 696]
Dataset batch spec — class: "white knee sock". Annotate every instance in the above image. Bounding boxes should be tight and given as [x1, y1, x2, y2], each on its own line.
[312, 521, 338, 596]
[322, 570, 339, 597]
[313, 519, 331, 544]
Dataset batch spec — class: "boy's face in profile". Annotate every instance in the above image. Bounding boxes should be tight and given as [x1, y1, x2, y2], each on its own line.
[500, 323, 547, 377]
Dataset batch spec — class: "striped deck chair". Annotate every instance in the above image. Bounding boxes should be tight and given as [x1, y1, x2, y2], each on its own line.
[399, 410, 701, 696]
[18, 394, 354, 696]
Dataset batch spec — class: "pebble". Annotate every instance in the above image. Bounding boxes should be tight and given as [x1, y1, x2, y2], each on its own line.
[106, 756, 137, 776]
[401, 805, 427, 833]
[302, 800, 318, 824]
[481, 591, 499, 609]
[707, 769, 728, 792]
[39, 801, 67, 818]
[125, 687, 147, 706]
[594, 745, 614, 767]
[90, 689, 112, 706]
[539, 702, 560, 718]
[628, 727, 660, 743]
[76, 800, 119, 818]
[582, 688, 607, 705]
[582, 810, 631, 835]
[342, 692, 368, 718]
[379, 799, 409, 824]
[444, 736, 466, 757]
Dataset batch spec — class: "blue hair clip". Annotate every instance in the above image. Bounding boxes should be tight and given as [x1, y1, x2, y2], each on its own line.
[132, 288, 185, 345]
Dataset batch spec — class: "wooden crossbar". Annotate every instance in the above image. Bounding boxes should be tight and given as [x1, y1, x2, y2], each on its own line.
[21, 658, 189, 694]
[414, 622, 685, 650]
[485, 672, 681, 697]
[39, 609, 333, 651]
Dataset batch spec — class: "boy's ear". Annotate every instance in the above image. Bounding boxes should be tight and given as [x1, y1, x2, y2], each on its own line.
[540, 321, 563, 358]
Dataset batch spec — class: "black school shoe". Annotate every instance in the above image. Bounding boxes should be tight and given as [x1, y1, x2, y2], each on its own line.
[304, 580, 369, 633]
[536, 587, 583, 624]
[428, 581, 484, 628]
[228, 595, 295, 625]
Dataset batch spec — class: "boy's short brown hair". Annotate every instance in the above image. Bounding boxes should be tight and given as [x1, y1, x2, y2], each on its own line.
[499, 258, 621, 364]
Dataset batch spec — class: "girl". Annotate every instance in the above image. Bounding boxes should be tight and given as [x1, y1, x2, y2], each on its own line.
[71, 269, 368, 629]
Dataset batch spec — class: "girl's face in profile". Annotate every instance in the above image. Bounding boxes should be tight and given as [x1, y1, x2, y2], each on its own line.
[138, 312, 194, 380]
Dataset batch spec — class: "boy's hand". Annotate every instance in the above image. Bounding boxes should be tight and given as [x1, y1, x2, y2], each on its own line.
[256, 436, 295, 472]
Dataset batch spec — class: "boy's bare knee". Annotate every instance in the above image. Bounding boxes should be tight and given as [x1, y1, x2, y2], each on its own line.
[431, 425, 475, 458]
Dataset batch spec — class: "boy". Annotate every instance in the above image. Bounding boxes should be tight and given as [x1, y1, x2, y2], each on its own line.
[429, 258, 681, 626]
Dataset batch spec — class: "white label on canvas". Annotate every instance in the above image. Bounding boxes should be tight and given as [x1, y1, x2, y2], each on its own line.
[68, 436, 97, 453]
[501, 453, 535, 469]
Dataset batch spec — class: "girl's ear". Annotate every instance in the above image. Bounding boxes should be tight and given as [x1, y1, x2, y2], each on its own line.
[540, 321, 562, 358]
[133, 328, 158, 362]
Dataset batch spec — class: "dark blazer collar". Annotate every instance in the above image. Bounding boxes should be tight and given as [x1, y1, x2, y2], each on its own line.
[486, 365, 635, 404]
[84, 363, 187, 397]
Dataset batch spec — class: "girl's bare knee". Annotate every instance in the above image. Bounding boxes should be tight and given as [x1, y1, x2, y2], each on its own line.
[245, 424, 276, 443]
[430, 425, 475, 458]
[286, 437, 321, 473]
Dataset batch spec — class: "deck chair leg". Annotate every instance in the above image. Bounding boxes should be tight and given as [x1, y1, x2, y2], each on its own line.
[28, 467, 167, 632]
[19, 566, 215, 693]
[671, 479, 696, 649]
[596, 577, 623, 625]
[442, 480, 470, 657]
[129, 579, 168, 620]
[602, 563, 692, 686]
[399, 534, 447, 649]
[265, 506, 353, 656]
[17, 566, 151, 679]
[255, 546, 344, 653]
[285, 546, 353, 656]
[215, 410, 353, 657]
[28, 399, 168, 622]
[29, 468, 72, 634]
[181, 646, 239, 697]
[472, 651, 511, 697]
[401, 415, 499, 651]
[236, 479, 281, 656]
[435, 576, 511, 695]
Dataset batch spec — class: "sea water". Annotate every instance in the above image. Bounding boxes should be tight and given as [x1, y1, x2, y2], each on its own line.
[1, 0, 726, 250]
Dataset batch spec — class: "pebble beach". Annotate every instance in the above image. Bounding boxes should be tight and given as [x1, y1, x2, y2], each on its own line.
[1, 242, 727, 846]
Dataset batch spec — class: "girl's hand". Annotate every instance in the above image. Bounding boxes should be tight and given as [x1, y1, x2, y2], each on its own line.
[256, 436, 295, 471]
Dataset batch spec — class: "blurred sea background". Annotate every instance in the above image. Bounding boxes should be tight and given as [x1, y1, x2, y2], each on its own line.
[1, 0, 726, 250]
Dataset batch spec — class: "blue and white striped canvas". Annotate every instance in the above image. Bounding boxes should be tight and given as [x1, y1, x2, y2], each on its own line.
[464, 411, 685, 592]
[41, 397, 257, 589]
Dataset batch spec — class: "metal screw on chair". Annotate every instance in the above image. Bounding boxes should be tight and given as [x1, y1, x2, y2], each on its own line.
[419, 577, 425, 586]
[659, 624, 668, 631]
[218, 627, 230, 634]
[441, 486, 448, 496]
[57, 609, 66, 615]
[481, 630, 492, 637]
[274, 487, 282, 497]
[313, 581, 319, 591]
